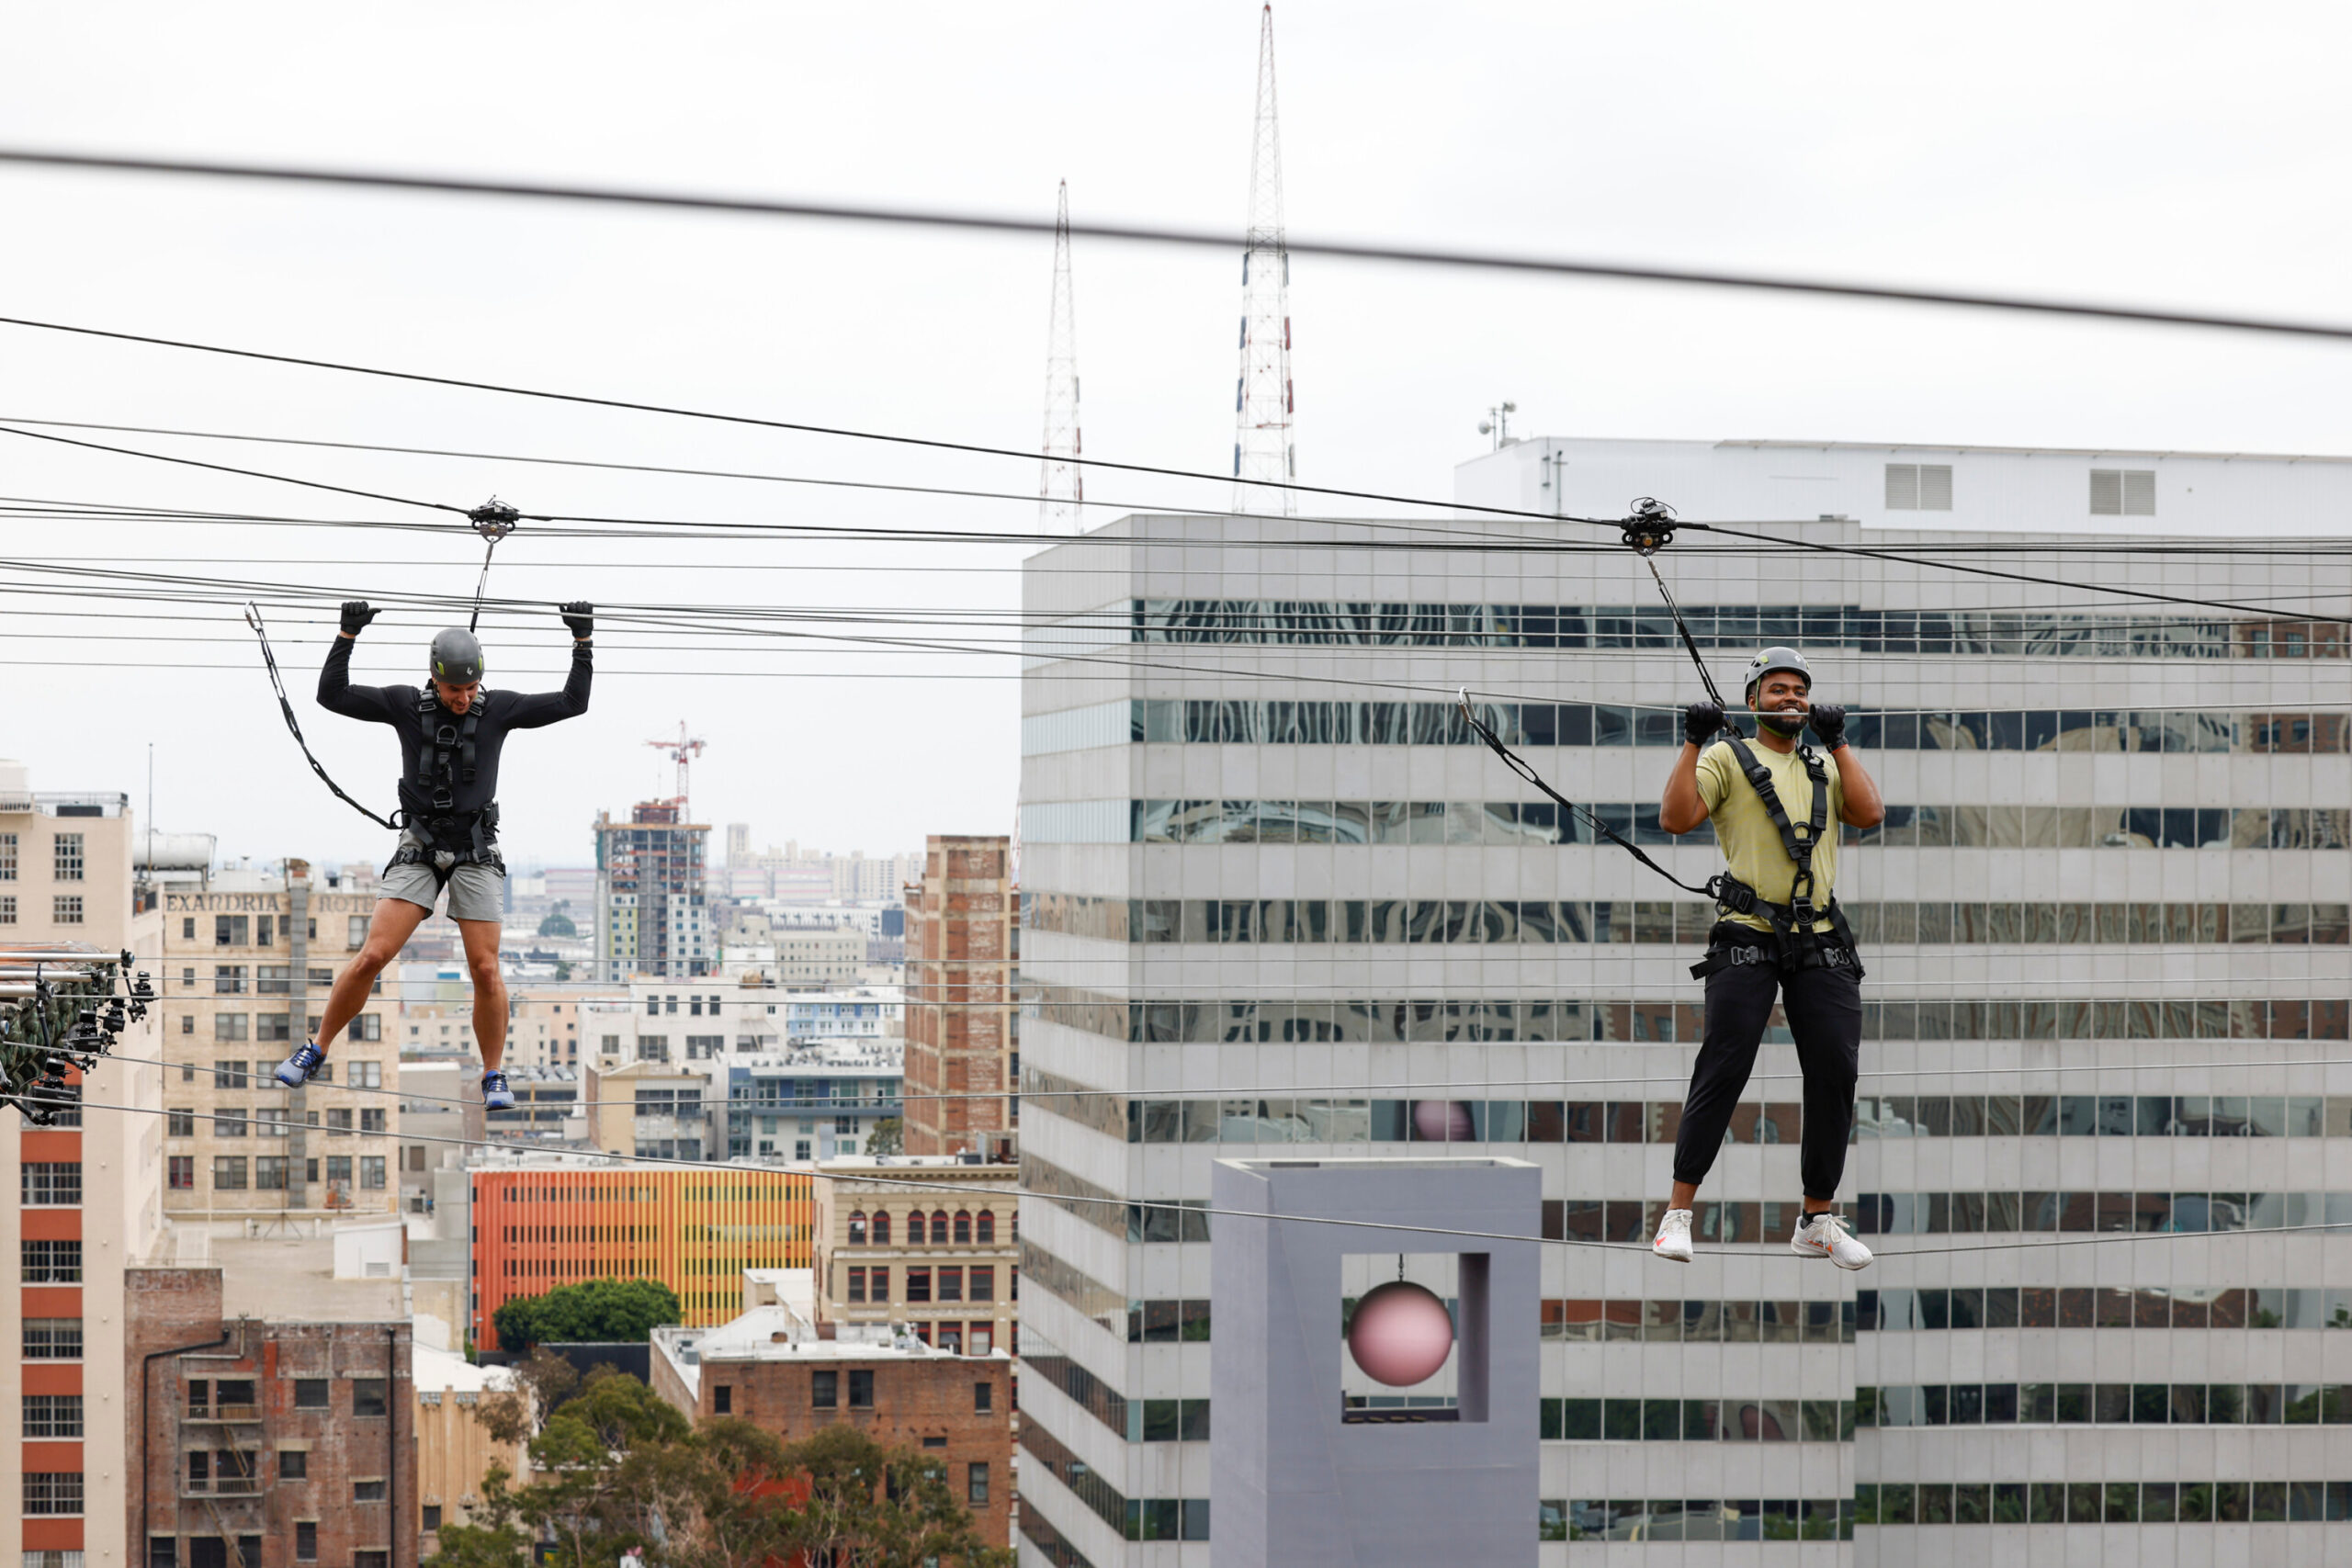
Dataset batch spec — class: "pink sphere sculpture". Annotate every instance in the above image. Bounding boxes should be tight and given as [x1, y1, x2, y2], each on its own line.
[1346, 1280, 1455, 1386]
[1411, 1099, 1475, 1142]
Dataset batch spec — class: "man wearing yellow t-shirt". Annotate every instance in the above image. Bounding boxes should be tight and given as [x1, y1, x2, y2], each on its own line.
[1651, 647, 1886, 1269]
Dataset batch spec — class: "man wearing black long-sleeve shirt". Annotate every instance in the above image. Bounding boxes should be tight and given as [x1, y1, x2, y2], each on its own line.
[274, 599, 594, 1108]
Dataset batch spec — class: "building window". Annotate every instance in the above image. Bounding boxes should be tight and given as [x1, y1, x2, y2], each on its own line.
[361, 1156, 387, 1190]
[848, 1267, 867, 1303]
[255, 1156, 289, 1191]
[1883, 463, 1953, 511]
[168, 1156, 195, 1190]
[24, 1472, 84, 1516]
[22, 1162, 81, 1205]
[712, 1384, 730, 1415]
[356, 1552, 389, 1568]
[179, 1014, 192, 1034]
[353, 1479, 388, 1501]
[213, 1058, 250, 1087]
[24, 1319, 82, 1359]
[0, 831, 14, 879]
[422, 1505, 443, 1531]
[216, 1012, 250, 1043]
[167, 1107, 196, 1135]
[327, 1109, 353, 1136]
[870, 1211, 891, 1245]
[812, 1370, 839, 1409]
[53, 896, 84, 925]
[279, 1449, 308, 1480]
[974, 1381, 992, 1414]
[938, 1267, 964, 1303]
[967, 1461, 989, 1506]
[215, 915, 248, 947]
[849, 1370, 875, 1409]
[295, 1522, 318, 1562]
[848, 1210, 867, 1245]
[907, 1268, 932, 1303]
[27, 1552, 86, 1568]
[213, 1156, 248, 1190]
[351, 1014, 382, 1043]
[953, 1211, 973, 1244]
[214, 965, 248, 994]
[214, 1109, 249, 1138]
[2090, 468, 2156, 516]
[293, 1379, 330, 1410]
[0, 895, 14, 924]
[353, 1379, 388, 1417]
[257, 1013, 292, 1043]
[869, 1266, 890, 1303]
[53, 833, 84, 882]
[975, 1210, 995, 1244]
[968, 1324, 992, 1356]
[361, 1108, 387, 1134]
[23, 1238, 83, 1282]
[969, 1267, 994, 1303]
[24, 1393, 85, 1437]
[327, 1156, 353, 1187]
[906, 1211, 926, 1245]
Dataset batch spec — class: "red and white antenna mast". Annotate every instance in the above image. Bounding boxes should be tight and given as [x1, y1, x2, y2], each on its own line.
[646, 723, 706, 809]
[1234, 4, 1295, 516]
[1040, 180, 1084, 534]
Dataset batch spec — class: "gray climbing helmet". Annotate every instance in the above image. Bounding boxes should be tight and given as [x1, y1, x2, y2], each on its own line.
[1742, 646, 1811, 702]
[428, 627, 484, 684]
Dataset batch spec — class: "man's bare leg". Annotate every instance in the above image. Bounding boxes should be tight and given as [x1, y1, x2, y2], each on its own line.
[457, 918, 508, 1073]
[314, 897, 431, 1051]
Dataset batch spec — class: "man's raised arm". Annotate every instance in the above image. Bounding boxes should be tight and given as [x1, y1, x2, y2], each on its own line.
[318, 601, 401, 723]
[503, 602, 594, 729]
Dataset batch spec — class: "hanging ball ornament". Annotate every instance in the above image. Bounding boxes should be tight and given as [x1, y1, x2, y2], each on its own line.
[1346, 1280, 1456, 1386]
[1411, 1099, 1476, 1142]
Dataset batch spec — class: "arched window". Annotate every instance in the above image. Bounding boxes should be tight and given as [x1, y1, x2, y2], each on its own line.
[975, 1210, 995, 1244]
[931, 1209, 951, 1244]
[847, 1210, 867, 1246]
[905, 1211, 924, 1245]
[954, 1211, 973, 1245]
[870, 1210, 891, 1245]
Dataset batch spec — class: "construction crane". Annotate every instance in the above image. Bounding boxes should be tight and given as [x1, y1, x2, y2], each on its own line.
[646, 723, 707, 810]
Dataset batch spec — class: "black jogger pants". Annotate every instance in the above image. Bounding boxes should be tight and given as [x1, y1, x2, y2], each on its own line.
[1670, 925, 1862, 1201]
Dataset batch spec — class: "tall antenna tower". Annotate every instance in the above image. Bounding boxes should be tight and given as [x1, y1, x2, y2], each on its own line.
[1039, 180, 1084, 533]
[1233, 3, 1295, 515]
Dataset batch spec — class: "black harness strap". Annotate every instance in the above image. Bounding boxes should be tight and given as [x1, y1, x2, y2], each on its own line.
[243, 604, 403, 831]
[1695, 737, 1864, 980]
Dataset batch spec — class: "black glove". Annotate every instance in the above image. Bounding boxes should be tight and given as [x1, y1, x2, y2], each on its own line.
[1683, 700, 1725, 747]
[560, 602, 594, 639]
[1807, 703, 1849, 750]
[339, 601, 377, 635]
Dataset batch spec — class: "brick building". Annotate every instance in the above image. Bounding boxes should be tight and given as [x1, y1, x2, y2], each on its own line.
[650, 1301, 1012, 1551]
[902, 836, 1017, 1157]
[812, 1156, 1019, 1355]
[127, 1265, 415, 1568]
[159, 862, 401, 1221]
[469, 1157, 813, 1348]
[2, 763, 168, 1568]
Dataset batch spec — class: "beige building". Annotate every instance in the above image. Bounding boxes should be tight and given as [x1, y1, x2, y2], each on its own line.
[413, 1338, 526, 1556]
[775, 927, 866, 989]
[160, 862, 401, 1220]
[812, 1156, 1018, 1355]
[580, 1056, 711, 1160]
[0, 762, 167, 1568]
[398, 976, 628, 1071]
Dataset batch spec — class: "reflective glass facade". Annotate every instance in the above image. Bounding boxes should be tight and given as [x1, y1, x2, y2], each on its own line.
[1016, 443, 2351, 1564]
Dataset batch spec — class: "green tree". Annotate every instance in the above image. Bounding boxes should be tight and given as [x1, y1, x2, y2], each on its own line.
[864, 1116, 903, 1156]
[775, 1424, 1012, 1568]
[492, 1276, 684, 1352]
[424, 1463, 532, 1568]
[538, 903, 578, 938]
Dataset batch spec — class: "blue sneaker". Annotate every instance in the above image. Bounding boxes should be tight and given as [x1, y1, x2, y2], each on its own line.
[274, 1041, 327, 1089]
[481, 1070, 514, 1111]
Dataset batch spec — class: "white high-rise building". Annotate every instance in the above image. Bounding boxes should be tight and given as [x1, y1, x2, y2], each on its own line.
[1014, 442, 2349, 1564]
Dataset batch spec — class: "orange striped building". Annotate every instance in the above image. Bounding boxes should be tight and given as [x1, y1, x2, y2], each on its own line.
[469, 1161, 813, 1349]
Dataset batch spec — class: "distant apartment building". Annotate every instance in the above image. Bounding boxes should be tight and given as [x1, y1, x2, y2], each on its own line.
[722, 1041, 904, 1163]
[413, 1340, 526, 1559]
[582, 1057, 710, 1161]
[813, 1156, 1019, 1355]
[594, 802, 710, 979]
[160, 861, 401, 1221]
[650, 1302, 1012, 1551]
[1, 763, 167, 1568]
[903, 835, 1018, 1157]
[468, 1157, 814, 1347]
[127, 1263, 415, 1568]
[774, 927, 865, 989]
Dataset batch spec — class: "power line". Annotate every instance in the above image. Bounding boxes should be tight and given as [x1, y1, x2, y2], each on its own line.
[1, 316, 2345, 624]
[59, 1091, 2352, 1259]
[11, 147, 2352, 344]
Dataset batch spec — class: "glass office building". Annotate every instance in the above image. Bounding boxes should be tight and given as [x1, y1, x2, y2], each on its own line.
[1015, 438, 2350, 1563]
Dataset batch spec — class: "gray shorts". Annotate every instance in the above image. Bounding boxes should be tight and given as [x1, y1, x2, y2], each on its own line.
[380, 832, 506, 923]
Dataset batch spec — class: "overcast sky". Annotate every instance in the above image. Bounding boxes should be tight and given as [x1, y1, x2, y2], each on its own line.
[6, 2, 2352, 871]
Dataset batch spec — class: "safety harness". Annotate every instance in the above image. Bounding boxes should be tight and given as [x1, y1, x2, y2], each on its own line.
[1688, 735, 1863, 980]
[385, 688, 506, 887]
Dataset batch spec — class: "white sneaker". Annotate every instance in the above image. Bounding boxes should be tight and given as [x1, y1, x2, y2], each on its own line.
[1653, 1208, 1694, 1263]
[1792, 1212, 1873, 1269]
